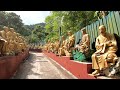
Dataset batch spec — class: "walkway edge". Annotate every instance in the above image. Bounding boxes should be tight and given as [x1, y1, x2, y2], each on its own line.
[44, 54, 78, 79]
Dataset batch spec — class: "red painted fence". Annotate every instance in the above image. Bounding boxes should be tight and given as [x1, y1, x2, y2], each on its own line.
[0, 50, 29, 79]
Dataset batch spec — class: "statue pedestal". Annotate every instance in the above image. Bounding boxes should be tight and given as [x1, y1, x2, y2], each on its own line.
[43, 51, 96, 79]
[0, 50, 29, 79]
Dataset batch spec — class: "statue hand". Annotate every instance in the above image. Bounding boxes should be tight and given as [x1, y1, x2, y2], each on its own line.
[95, 51, 100, 54]
[100, 43, 104, 46]
[106, 41, 112, 46]
[99, 51, 104, 54]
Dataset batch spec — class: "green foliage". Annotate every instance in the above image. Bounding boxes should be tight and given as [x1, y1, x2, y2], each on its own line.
[29, 33, 39, 43]
[26, 23, 46, 44]
[44, 11, 98, 42]
[0, 11, 31, 37]
[0, 11, 47, 44]
[0, 11, 100, 45]
[94, 11, 110, 20]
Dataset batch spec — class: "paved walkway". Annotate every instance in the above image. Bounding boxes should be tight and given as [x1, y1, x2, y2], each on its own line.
[12, 52, 77, 79]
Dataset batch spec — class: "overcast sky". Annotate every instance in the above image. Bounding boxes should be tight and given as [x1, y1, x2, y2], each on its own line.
[6, 11, 51, 25]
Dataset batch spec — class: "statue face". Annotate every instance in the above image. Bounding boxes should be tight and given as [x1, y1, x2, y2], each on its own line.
[99, 26, 106, 34]
[81, 30, 84, 34]
[62, 37, 65, 40]
[10, 28, 14, 32]
[4, 28, 9, 32]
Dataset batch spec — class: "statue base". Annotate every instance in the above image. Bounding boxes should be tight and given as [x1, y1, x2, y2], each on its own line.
[43, 51, 96, 79]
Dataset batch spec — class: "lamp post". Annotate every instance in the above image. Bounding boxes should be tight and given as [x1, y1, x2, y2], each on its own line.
[59, 16, 64, 47]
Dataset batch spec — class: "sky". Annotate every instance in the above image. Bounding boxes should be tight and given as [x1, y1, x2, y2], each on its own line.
[6, 11, 51, 25]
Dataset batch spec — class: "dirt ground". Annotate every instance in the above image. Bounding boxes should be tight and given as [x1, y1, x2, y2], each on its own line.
[12, 51, 77, 79]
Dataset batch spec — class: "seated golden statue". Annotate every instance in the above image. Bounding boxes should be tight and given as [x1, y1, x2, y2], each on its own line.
[6, 27, 17, 55]
[58, 36, 66, 56]
[75, 28, 90, 55]
[0, 36, 7, 56]
[0, 30, 4, 39]
[8, 40, 15, 55]
[13, 39, 20, 54]
[16, 35, 28, 52]
[46, 42, 51, 52]
[14, 35, 26, 54]
[0, 27, 26, 55]
[19, 43, 26, 52]
[10, 28, 18, 41]
[0, 28, 7, 56]
[6, 28, 13, 41]
[46, 42, 50, 52]
[49, 42, 54, 52]
[91, 25, 118, 76]
[46, 40, 51, 52]
[1, 26, 10, 55]
[43, 44, 47, 51]
[64, 31, 75, 56]
[53, 39, 60, 54]
[22, 40, 27, 49]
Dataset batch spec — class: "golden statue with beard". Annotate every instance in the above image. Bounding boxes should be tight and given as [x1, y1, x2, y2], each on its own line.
[91, 25, 118, 76]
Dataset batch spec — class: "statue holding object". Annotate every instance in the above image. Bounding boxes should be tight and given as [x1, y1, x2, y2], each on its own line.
[91, 25, 118, 76]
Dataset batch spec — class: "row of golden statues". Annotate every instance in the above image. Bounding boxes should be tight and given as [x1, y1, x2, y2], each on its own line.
[43, 25, 119, 77]
[43, 31, 75, 57]
[29, 43, 43, 49]
[0, 26, 28, 56]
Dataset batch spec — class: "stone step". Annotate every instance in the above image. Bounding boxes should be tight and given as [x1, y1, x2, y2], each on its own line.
[97, 75, 120, 79]
[97, 76, 113, 79]
[89, 73, 120, 79]
[44, 51, 96, 79]
[88, 73, 120, 79]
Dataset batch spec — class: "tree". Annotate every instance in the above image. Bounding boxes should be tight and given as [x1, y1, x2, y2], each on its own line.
[0, 11, 31, 37]
[44, 11, 97, 43]
[94, 11, 110, 20]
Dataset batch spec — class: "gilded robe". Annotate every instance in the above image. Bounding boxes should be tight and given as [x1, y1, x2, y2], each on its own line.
[92, 32, 118, 70]
[77, 34, 90, 54]
[58, 40, 66, 56]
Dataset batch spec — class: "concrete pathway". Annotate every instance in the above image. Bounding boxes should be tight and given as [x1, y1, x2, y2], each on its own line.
[12, 51, 77, 79]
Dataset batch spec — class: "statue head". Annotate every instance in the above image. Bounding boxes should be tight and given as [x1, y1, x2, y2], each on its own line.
[10, 28, 15, 32]
[99, 25, 106, 35]
[48, 40, 50, 43]
[16, 33, 20, 37]
[62, 36, 65, 40]
[81, 27, 86, 35]
[68, 31, 72, 36]
[3, 26, 9, 32]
